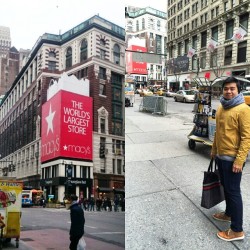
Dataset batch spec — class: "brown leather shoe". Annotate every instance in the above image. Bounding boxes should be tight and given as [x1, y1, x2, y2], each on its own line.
[217, 228, 244, 241]
[212, 212, 231, 222]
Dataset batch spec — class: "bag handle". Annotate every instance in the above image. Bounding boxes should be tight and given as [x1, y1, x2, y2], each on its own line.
[208, 158, 218, 172]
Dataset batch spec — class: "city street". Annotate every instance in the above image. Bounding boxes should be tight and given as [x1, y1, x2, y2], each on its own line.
[125, 95, 250, 250]
[4, 207, 124, 250]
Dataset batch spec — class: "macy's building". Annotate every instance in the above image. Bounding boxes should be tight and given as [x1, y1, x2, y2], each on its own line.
[0, 15, 125, 202]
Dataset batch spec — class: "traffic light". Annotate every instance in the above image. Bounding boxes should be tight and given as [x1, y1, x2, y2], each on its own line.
[99, 145, 105, 158]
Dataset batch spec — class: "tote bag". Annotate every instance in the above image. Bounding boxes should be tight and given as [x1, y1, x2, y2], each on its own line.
[201, 159, 225, 209]
[77, 236, 86, 250]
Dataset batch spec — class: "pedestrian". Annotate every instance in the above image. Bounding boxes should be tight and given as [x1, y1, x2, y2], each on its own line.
[89, 197, 95, 211]
[69, 195, 85, 250]
[211, 76, 250, 241]
[114, 196, 119, 212]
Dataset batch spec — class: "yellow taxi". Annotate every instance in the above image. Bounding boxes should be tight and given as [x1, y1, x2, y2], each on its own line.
[242, 91, 250, 105]
[155, 88, 166, 96]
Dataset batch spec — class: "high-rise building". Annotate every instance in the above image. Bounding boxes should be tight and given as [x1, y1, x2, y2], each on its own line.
[125, 6, 167, 88]
[0, 47, 20, 95]
[0, 15, 125, 202]
[0, 26, 11, 57]
[166, 0, 250, 91]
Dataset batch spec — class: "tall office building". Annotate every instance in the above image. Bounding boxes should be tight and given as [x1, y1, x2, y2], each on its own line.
[166, 0, 250, 91]
[0, 26, 11, 57]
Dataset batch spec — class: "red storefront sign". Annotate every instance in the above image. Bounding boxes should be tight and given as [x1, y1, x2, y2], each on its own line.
[126, 45, 148, 75]
[41, 90, 93, 162]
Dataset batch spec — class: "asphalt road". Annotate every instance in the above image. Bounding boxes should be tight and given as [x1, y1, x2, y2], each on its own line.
[4, 207, 124, 250]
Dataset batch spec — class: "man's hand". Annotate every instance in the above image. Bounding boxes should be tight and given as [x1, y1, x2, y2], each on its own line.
[210, 152, 215, 159]
[232, 164, 243, 173]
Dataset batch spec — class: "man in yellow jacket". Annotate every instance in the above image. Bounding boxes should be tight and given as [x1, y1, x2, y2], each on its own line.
[211, 76, 250, 241]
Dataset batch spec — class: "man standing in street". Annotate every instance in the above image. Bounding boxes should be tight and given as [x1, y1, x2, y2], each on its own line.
[211, 76, 250, 241]
[69, 195, 85, 250]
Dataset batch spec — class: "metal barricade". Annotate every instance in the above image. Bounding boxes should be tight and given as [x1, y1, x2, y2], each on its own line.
[139, 96, 168, 115]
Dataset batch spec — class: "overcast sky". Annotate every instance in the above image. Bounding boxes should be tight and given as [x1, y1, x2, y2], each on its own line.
[1, 1, 166, 50]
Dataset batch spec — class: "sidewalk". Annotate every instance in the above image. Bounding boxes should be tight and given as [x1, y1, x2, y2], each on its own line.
[125, 96, 250, 250]
[5, 228, 124, 250]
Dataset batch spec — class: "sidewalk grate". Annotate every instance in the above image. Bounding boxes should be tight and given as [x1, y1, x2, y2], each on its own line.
[21, 238, 34, 241]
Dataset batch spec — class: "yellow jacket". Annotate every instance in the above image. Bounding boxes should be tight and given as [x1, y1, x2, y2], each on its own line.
[212, 103, 250, 166]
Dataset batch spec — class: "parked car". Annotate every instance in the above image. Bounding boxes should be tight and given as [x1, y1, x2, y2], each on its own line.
[173, 90, 196, 103]
[242, 91, 250, 105]
[140, 89, 154, 97]
[164, 90, 175, 97]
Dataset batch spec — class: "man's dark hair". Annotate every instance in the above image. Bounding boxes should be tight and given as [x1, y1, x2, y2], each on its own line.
[70, 195, 78, 201]
[222, 76, 241, 92]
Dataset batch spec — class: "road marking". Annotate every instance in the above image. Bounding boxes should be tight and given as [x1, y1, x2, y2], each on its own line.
[90, 232, 124, 235]
[85, 225, 97, 229]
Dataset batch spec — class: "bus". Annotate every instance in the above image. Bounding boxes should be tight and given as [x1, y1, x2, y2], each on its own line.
[22, 189, 43, 207]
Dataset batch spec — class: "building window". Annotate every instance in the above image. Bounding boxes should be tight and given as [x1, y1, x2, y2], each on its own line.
[237, 41, 247, 63]
[66, 47, 72, 69]
[224, 45, 232, 65]
[113, 44, 120, 65]
[184, 39, 189, 54]
[192, 35, 198, 50]
[99, 67, 106, 80]
[224, 1, 229, 11]
[112, 87, 122, 101]
[211, 9, 215, 19]
[49, 51, 56, 58]
[100, 118, 105, 133]
[226, 19, 234, 40]
[157, 20, 161, 30]
[150, 19, 154, 29]
[211, 26, 218, 41]
[112, 121, 123, 136]
[136, 20, 139, 31]
[100, 39, 105, 46]
[200, 52, 206, 69]
[48, 61, 56, 71]
[201, 31, 207, 48]
[112, 105, 122, 119]
[99, 84, 106, 95]
[210, 49, 218, 67]
[100, 49, 105, 60]
[240, 13, 249, 30]
[80, 39, 88, 62]
[192, 54, 198, 70]
[142, 18, 145, 29]
[117, 159, 122, 174]
[156, 35, 162, 54]
[178, 42, 182, 56]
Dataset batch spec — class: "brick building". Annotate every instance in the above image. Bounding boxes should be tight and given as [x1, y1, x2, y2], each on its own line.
[0, 15, 125, 202]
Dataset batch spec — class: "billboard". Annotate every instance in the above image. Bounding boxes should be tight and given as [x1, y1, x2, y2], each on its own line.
[41, 90, 93, 163]
[126, 45, 148, 75]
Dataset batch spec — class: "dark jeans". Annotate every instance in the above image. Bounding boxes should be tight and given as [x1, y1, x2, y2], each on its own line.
[69, 235, 82, 250]
[216, 157, 243, 232]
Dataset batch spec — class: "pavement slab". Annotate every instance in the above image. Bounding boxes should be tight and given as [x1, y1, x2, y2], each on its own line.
[125, 97, 250, 250]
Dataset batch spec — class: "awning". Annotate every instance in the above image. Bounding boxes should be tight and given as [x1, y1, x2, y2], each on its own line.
[97, 187, 113, 193]
[113, 189, 125, 194]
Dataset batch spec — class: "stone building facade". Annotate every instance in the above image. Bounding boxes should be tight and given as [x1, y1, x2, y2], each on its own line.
[166, 0, 250, 91]
[0, 15, 125, 202]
